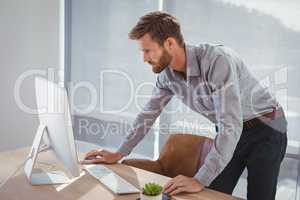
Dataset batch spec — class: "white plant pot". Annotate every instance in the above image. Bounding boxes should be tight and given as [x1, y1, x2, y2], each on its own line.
[140, 193, 162, 200]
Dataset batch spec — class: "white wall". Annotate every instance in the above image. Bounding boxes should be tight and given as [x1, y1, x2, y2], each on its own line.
[0, 0, 60, 150]
[70, 0, 159, 158]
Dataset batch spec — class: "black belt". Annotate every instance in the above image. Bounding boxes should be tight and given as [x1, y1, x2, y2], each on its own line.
[215, 107, 284, 132]
[243, 107, 284, 131]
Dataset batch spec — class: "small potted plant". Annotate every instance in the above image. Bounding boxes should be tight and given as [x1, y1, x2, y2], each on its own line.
[140, 182, 163, 200]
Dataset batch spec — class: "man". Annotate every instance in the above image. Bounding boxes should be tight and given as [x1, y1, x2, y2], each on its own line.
[84, 11, 287, 200]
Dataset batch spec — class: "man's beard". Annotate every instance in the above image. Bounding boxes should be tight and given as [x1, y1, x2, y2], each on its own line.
[148, 48, 172, 74]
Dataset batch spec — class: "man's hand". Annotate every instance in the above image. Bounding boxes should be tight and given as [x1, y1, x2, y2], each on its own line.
[163, 175, 204, 196]
[82, 149, 124, 164]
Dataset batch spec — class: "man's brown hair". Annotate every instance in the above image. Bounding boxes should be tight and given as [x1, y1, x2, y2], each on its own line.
[129, 11, 184, 47]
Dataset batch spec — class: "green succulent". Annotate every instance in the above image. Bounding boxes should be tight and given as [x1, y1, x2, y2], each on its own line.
[142, 182, 163, 196]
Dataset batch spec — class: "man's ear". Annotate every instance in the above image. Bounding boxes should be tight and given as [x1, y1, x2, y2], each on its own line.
[163, 37, 176, 53]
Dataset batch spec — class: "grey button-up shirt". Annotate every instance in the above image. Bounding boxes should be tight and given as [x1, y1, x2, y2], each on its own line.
[117, 43, 279, 186]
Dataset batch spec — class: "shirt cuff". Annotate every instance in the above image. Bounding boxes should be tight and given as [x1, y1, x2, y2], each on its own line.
[117, 143, 132, 156]
[194, 164, 217, 187]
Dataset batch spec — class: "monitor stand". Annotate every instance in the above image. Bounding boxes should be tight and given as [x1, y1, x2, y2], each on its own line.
[24, 124, 71, 185]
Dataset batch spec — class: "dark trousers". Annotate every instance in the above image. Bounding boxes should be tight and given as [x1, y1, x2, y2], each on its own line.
[208, 116, 288, 200]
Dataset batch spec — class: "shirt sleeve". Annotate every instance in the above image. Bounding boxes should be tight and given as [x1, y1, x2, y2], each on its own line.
[194, 55, 243, 186]
[117, 77, 174, 156]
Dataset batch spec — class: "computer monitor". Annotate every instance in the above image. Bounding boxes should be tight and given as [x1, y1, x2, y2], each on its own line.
[24, 77, 80, 185]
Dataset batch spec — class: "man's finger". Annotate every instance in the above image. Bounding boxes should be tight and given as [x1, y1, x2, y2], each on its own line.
[164, 180, 185, 194]
[163, 179, 174, 191]
[85, 149, 105, 159]
[84, 150, 99, 159]
[96, 150, 106, 156]
[164, 175, 183, 190]
[164, 183, 177, 194]
[169, 186, 185, 196]
[90, 157, 105, 164]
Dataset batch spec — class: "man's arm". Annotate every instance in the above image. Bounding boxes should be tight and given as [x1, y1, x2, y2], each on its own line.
[194, 54, 243, 186]
[83, 76, 173, 164]
[117, 78, 174, 156]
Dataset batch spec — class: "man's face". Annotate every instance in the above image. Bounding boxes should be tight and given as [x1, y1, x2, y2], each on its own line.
[138, 33, 172, 73]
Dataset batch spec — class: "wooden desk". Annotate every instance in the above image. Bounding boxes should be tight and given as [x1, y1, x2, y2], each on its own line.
[0, 148, 243, 200]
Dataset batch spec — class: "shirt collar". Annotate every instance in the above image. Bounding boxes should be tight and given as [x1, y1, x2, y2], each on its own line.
[168, 44, 201, 84]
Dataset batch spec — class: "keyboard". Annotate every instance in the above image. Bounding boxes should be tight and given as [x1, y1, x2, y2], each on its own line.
[84, 165, 140, 194]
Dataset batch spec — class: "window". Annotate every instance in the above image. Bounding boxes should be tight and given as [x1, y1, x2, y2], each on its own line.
[68, 4, 300, 196]
[69, 0, 160, 158]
